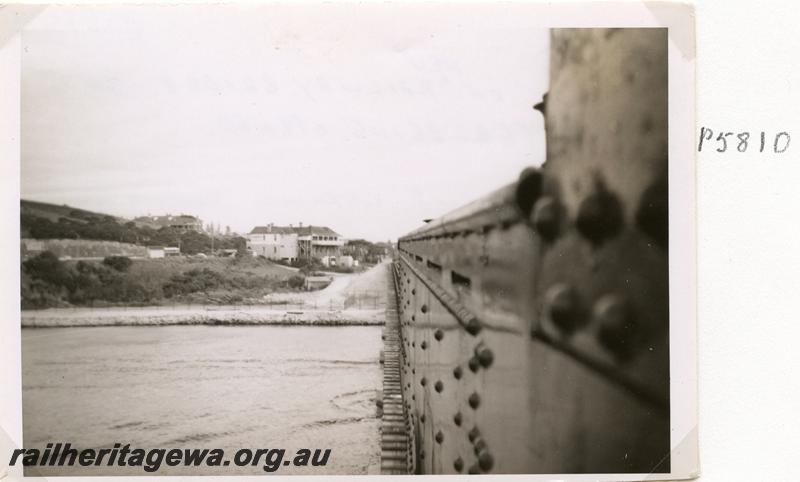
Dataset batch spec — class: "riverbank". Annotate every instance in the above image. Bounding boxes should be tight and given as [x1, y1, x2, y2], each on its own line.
[22, 261, 391, 328]
[22, 254, 303, 309]
[22, 305, 385, 327]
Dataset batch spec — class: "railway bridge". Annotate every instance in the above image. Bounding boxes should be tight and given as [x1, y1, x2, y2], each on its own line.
[378, 28, 670, 475]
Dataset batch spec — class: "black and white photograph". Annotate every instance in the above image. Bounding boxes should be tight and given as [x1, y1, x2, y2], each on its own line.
[2, 3, 697, 479]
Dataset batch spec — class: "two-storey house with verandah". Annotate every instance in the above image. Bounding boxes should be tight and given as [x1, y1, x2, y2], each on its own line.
[246, 222, 344, 263]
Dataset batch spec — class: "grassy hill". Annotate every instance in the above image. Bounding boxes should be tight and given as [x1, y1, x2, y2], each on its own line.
[20, 199, 244, 255]
[21, 199, 122, 225]
[20, 199, 131, 240]
[19, 200, 280, 308]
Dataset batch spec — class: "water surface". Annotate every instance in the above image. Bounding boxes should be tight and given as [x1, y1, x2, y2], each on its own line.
[22, 325, 382, 475]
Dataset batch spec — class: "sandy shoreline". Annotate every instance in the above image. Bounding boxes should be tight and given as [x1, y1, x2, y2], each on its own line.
[21, 306, 386, 327]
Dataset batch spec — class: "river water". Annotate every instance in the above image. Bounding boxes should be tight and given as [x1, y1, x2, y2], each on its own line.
[21, 325, 383, 476]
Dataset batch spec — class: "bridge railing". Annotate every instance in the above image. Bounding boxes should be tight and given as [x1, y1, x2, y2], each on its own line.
[390, 28, 669, 475]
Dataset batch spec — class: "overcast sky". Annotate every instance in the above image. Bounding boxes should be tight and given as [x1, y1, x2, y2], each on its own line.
[21, 4, 548, 241]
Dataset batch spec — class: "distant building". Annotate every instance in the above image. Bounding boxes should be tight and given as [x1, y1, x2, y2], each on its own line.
[133, 214, 203, 232]
[296, 225, 345, 261]
[147, 246, 179, 258]
[247, 224, 300, 261]
[246, 223, 344, 262]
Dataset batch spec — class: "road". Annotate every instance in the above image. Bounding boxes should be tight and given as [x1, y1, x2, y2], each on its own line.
[263, 260, 390, 307]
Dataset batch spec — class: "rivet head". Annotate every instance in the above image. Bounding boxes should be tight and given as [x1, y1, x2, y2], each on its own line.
[475, 343, 494, 368]
[468, 463, 480, 474]
[543, 283, 586, 334]
[514, 167, 544, 218]
[594, 294, 638, 361]
[421, 304, 428, 313]
[468, 356, 480, 373]
[412, 288, 416, 295]
[435, 431, 444, 444]
[434, 381, 444, 393]
[478, 451, 494, 472]
[466, 318, 482, 336]
[421, 377, 427, 386]
[576, 184, 624, 246]
[468, 427, 480, 443]
[421, 341, 427, 350]
[468, 392, 480, 409]
[531, 196, 560, 241]
[454, 457, 464, 472]
[434, 329, 444, 341]
[473, 437, 487, 454]
[420, 414, 426, 423]
[454, 412, 463, 426]
[453, 366, 463, 379]
[411, 315, 416, 322]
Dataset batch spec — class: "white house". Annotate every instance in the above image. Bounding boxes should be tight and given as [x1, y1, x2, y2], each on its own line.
[296, 225, 345, 261]
[247, 224, 299, 261]
[246, 223, 345, 263]
[147, 246, 180, 258]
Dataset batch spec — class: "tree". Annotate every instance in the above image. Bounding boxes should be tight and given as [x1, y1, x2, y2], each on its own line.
[22, 251, 74, 289]
[102, 256, 133, 272]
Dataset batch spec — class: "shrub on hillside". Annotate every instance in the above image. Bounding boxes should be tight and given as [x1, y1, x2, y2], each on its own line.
[102, 256, 133, 272]
[70, 260, 149, 304]
[21, 274, 68, 309]
[162, 268, 226, 298]
[22, 251, 74, 290]
[287, 275, 305, 289]
[21, 254, 151, 307]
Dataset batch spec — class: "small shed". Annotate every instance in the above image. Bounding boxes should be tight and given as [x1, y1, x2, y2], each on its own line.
[304, 275, 332, 291]
[147, 246, 165, 258]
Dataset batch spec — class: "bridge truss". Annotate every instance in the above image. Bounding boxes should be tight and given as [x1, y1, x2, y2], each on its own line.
[380, 28, 670, 475]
